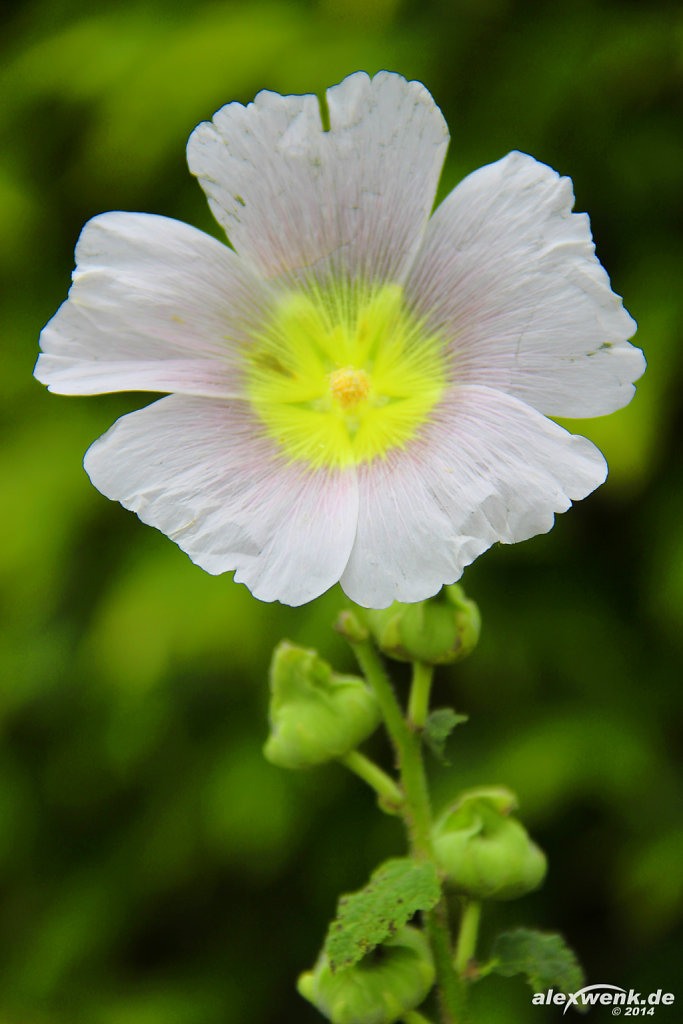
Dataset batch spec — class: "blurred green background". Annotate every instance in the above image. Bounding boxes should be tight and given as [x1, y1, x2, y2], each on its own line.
[2, 0, 682, 1021]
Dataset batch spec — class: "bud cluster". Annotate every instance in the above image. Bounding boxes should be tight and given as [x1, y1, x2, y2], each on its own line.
[264, 586, 552, 1024]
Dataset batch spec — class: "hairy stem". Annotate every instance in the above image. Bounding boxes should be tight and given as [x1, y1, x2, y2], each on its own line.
[350, 639, 432, 854]
[349, 634, 465, 1023]
[426, 903, 467, 1024]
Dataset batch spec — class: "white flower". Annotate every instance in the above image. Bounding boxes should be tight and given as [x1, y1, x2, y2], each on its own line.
[35, 72, 645, 608]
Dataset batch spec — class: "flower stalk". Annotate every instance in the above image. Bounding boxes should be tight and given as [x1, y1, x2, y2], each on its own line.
[345, 625, 466, 1024]
[401, 1010, 438, 1024]
[339, 750, 404, 813]
[408, 662, 433, 731]
[454, 900, 482, 978]
[347, 635, 432, 856]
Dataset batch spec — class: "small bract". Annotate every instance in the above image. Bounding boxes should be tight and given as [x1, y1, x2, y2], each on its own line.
[35, 72, 645, 608]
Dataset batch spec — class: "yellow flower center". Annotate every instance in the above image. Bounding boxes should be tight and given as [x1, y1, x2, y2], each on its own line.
[244, 282, 448, 469]
[329, 366, 371, 409]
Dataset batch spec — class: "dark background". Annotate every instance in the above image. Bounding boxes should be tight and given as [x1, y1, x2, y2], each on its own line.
[1, 0, 682, 1021]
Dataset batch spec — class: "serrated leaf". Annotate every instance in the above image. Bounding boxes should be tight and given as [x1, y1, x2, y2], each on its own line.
[324, 858, 440, 972]
[423, 708, 468, 764]
[491, 929, 585, 996]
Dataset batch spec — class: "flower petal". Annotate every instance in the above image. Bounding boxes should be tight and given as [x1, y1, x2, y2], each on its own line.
[340, 385, 607, 608]
[84, 395, 359, 606]
[406, 152, 645, 418]
[187, 71, 448, 283]
[35, 212, 271, 397]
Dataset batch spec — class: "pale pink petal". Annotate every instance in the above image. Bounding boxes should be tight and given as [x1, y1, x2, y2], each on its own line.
[340, 385, 607, 608]
[406, 152, 645, 418]
[83, 395, 359, 606]
[187, 71, 448, 283]
[35, 212, 272, 397]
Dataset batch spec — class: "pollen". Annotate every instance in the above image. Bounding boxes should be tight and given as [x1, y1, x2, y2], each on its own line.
[329, 366, 370, 409]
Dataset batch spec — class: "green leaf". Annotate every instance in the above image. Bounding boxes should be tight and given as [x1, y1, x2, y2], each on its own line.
[324, 858, 440, 972]
[423, 708, 468, 764]
[491, 929, 585, 996]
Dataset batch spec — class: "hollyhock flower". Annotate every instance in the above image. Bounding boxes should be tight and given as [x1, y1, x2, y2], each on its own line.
[35, 72, 645, 608]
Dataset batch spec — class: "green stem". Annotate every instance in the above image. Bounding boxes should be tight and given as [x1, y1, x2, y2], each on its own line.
[426, 903, 467, 1023]
[339, 750, 404, 813]
[351, 638, 432, 855]
[348, 635, 464, 1024]
[454, 900, 482, 977]
[401, 1010, 438, 1024]
[408, 662, 433, 731]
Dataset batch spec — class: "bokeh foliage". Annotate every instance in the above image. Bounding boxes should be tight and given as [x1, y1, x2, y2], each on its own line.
[1, 0, 682, 1021]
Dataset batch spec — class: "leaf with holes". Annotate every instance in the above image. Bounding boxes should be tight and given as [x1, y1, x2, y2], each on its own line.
[324, 858, 440, 972]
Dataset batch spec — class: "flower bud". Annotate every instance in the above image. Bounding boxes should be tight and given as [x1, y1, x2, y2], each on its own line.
[362, 584, 480, 665]
[297, 926, 435, 1024]
[263, 642, 381, 770]
[432, 787, 547, 901]
[335, 609, 370, 644]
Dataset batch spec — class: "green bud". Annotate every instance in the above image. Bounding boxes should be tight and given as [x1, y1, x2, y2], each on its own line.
[334, 609, 370, 644]
[264, 642, 381, 770]
[432, 787, 547, 901]
[298, 926, 435, 1024]
[362, 584, 481, 665]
